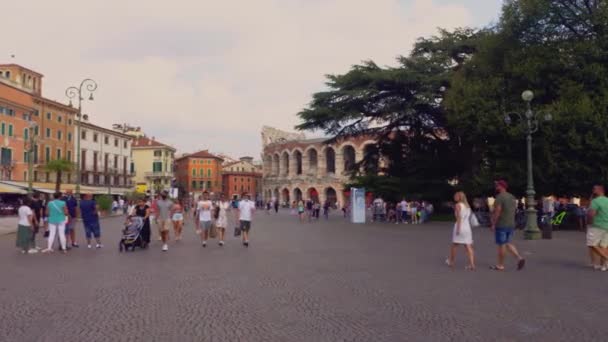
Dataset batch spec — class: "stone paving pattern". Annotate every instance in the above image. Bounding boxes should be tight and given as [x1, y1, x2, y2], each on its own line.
[0, 212, 606, 342]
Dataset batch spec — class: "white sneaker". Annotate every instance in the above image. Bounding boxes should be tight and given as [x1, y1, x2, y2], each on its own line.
[87, 244, 92, 249]
[27, 249, 39, 254]
[162, 244, 168, 251]
[219, 241, 225, 246]
[96, 244, 103, 249]
[593, 265, 603, 271]
[602, 264, 608, 272]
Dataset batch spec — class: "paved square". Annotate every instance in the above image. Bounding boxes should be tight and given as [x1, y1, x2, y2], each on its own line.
[0, 212, 605, 341]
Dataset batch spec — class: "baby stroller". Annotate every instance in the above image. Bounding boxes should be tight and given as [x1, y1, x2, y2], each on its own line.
[119, 216, 145, 252]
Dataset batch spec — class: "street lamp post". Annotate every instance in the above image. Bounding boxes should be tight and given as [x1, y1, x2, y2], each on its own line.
[25, 121, 38, 195]
[65, 79, 97, 198]
[505, 90, 552, 240]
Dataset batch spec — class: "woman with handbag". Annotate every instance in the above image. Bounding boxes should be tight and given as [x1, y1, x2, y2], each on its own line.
[42, 192, 69, 254]
[446, 191, 476, 270]
[215, 194, 230, 246]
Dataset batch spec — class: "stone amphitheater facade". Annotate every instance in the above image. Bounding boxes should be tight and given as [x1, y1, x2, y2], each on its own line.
[261, 127, 377, 207]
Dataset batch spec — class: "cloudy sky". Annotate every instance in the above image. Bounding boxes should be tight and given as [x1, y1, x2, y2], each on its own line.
[4, 0, 502, 159]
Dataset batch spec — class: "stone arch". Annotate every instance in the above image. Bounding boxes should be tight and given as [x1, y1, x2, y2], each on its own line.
[281, 151, 290, 176]
[362, 143, 379, 175]
[342, 144, 356, 173]
[325, 187, 338, 206]
[272, 153, 280, 176]
[293, 187, 303, 202]
[307, 187, 319, 202]
[293, 149, 303, 175]
[282, 188, 291, 205]
[325, 147, 336, 174]
[306, 147, 319, 176]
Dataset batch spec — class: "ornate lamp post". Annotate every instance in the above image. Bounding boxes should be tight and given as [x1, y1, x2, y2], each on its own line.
[504, 90, 552, 240]
[65, 79, 97, 197]
[25, 120, 38, 195]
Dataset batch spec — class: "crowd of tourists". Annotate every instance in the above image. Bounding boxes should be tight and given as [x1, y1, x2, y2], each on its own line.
[15, 190, 257, 254]
[369, 197, 433, 224]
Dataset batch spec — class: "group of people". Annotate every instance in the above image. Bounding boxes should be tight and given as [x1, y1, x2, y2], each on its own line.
[371, 197, 433, 224]
[15, 190, 102, 254]
[129, 190, 256, 252]
[290, 199, 333, 222]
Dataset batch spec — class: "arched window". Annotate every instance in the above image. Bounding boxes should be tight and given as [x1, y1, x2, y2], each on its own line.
[325, 148, 335, 174]
[342, 145, 356, 172]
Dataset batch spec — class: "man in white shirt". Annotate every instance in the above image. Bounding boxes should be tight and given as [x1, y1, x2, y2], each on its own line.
[238, 193, 256, 247]
[399, 199, 408, 224]
[197, 192, 214, 248]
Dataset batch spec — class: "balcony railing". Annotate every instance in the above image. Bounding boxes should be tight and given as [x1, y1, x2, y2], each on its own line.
[145, 171, 173, 178]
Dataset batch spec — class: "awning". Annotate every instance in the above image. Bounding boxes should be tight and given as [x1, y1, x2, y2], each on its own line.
[0, 182, 27, 194]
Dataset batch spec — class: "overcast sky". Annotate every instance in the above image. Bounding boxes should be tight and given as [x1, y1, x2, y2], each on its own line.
[4, 0, 502, 159]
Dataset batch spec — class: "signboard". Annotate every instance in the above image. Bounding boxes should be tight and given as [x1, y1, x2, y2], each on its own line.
[135, 183, 147, 194]
[351, 187, 366, 223]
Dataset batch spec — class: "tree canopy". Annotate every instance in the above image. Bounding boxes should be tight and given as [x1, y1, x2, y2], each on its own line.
[297, 0, 608, 200]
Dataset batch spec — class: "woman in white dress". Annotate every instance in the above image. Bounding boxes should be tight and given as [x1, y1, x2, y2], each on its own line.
[446, 191, 475, 270]
[215, 194, 231, 246]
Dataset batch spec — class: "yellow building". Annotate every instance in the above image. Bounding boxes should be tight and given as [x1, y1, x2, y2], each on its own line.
[131, 136, 176, 194]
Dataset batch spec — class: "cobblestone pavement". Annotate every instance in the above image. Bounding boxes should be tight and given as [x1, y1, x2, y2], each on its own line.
[0, 211, 606, 342]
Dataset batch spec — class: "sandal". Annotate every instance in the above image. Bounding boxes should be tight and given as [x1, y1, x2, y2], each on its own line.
[489, 265, 505, 271]
[445, 259, 453, 267]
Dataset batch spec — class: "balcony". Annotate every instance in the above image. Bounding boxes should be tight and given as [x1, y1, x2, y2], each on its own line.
[145, 171, 173, 179]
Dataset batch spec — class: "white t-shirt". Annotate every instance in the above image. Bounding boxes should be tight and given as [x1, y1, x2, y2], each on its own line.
[399, 201, 407, 211]
[238, 200, 255, 221]
[198, 200, 213, 221]
[18, 205, 33, 226]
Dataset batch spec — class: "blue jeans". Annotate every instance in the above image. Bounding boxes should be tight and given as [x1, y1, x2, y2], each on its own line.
[495, 227, 514, 245]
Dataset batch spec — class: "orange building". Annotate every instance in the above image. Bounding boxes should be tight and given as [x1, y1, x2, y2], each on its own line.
[0, 64, 77, 186]
[174, 150, 223, 195]
[222, 157, 262, 200]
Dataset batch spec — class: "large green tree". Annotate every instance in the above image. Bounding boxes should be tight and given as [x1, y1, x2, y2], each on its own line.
[445, 0, 608, 197]
[297, 29, 484, 202]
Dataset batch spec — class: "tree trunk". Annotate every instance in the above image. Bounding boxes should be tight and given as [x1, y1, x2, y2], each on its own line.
[55, 171, 62, 193]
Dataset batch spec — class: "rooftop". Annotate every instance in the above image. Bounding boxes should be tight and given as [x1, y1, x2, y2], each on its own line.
[132, 136, 176, 151]
[176, 150, 223, 161]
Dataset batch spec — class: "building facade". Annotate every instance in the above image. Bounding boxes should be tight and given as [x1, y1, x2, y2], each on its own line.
[131, 136, 176, 193]
[222, 156, 262, 200]
[175, 150, 223, 196]
[261, 127, 377, 207]
[0, 64, 77, 188]
[79, 120, 133, 189]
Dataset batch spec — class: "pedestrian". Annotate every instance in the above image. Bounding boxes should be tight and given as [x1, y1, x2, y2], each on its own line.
[43, 192, 68, 254]
[197, 191, 214, 248]
[119, 197, 126, 214]
[28, 193, 44, 251]
[171, 199, 185, 241]
[490, 180, 526, 271]
[446, 191, 475, 270]
[127, 200, 136, 216]
[586, 183, 608, 271]
[323, 200, 330, 220]
[79, 193, 102, 249]
[134, 198, 151, 248]
[238, 192, 256, 247]
[215, 194, 231, 246]
[63, 190, 79, 249]
[306, 199, 314, 222]
[150, 194, 160, 241]
[16, 198, 36, 254]
[290, 201, 297, 216]
[297, 200, 305, 222]
[274, 199, 279, 213]
[156, 191, 173, 252]
[112, 199, 118, 214]
[411, 201, 419, 224]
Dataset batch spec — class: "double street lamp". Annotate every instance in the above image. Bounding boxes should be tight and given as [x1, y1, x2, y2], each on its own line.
[65, 79, 97, 197]
[504, 90, 552, 240]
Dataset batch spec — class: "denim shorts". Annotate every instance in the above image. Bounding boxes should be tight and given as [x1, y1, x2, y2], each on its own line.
[200, 220, 212, 231]
[84, 221, 101, 238]
[495, 227, 514, 245]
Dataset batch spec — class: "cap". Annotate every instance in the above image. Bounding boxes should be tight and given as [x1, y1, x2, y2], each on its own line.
[495, 180, 508, 189]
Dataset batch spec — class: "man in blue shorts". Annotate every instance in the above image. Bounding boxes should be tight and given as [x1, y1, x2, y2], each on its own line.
[491, 180, 525, 271]
[79, 193, 102, 249]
